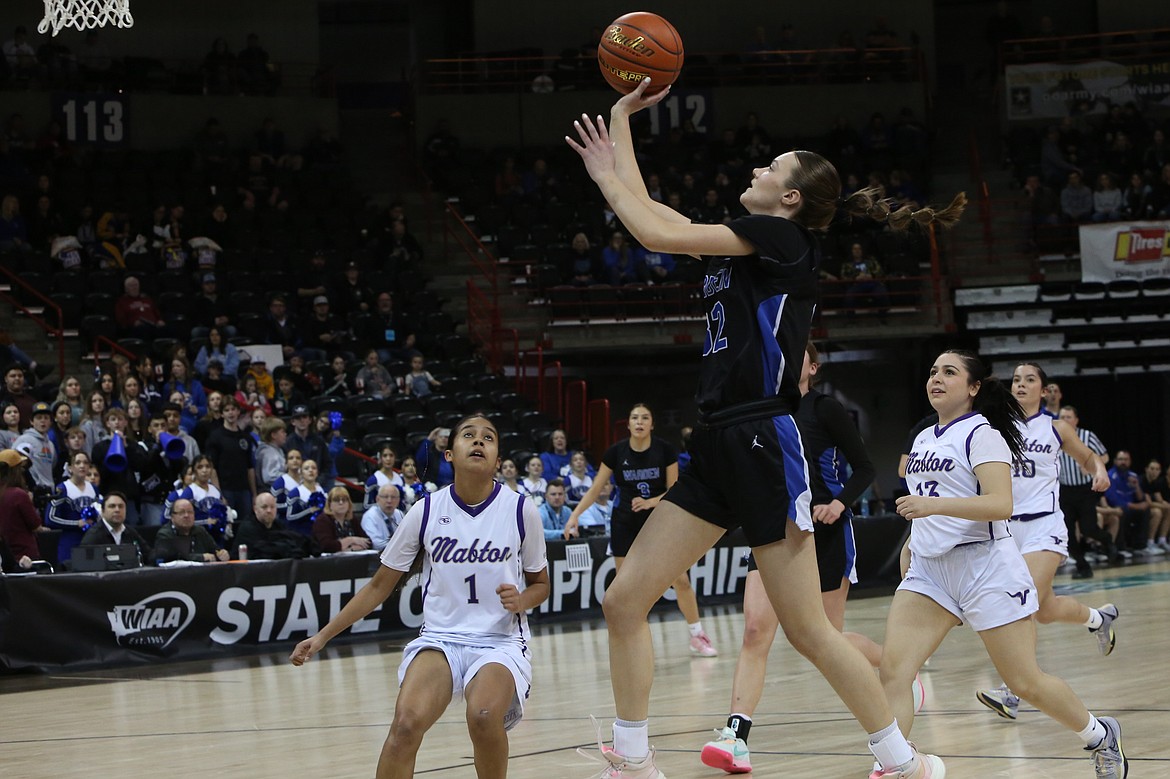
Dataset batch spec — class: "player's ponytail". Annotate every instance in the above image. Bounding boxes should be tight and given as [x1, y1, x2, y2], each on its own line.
[842, 190, 967, 232]
[944, 350, 1025, 462]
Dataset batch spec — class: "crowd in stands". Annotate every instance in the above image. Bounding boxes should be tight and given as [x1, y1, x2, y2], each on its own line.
[1010, 104, 1170, 252]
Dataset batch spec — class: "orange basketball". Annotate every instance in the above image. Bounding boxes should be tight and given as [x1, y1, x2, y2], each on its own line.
[597, 12, 684, 95]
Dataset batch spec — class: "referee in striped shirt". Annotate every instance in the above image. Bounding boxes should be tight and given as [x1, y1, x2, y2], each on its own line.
[1057, 404, 1113, 578]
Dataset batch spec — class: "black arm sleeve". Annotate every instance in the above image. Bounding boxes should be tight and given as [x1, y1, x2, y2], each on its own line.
[815, 396, 876, 509]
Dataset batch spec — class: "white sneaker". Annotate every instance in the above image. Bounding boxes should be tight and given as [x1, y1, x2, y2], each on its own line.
[976, 684, 1020, 720]
[1143, 541, 1165, 556]
[580, 716, 665, 779]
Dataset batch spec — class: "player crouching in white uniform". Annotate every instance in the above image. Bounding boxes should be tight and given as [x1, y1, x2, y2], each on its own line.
[291, 414, 550, 779]
[881, 350, 1128, 779]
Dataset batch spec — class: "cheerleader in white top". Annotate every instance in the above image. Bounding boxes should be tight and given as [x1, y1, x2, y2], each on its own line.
[976, 361, 1118, 722]
[45, 450, 101, 563]
[883, 350, 1127, 778]
[166, 455, 230, 540]
[364, 444, 406, 512]
[292, 414, 549, 779]
[270, 448, 302, 524]
[286, 458, 327, 535]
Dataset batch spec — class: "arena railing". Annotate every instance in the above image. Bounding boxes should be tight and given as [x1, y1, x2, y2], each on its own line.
[417, 45, 924, 94]
[999, 26, 1170, 67]
[0, 264, 66, 378]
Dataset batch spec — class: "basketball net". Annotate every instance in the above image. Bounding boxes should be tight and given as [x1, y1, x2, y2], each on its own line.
[38, 0, 134, 37]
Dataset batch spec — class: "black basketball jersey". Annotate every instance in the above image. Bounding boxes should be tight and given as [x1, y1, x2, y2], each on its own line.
[695, 215, 819, 417]
[795, 390, 875, 510]
[602, 436, 678, 518]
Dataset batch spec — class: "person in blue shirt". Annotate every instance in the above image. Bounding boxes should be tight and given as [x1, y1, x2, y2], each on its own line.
[578, 480, 614, 533]
[540, 429, 573, 479]
[1102, 449, 1150, 556]
[539, 478, 573, 540]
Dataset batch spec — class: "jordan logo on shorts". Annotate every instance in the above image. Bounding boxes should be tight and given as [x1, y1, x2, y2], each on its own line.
[1006, 588, 1031, 606]
[750, 435, 763, 450]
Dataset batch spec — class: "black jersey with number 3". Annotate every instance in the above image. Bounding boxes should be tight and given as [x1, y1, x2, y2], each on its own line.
[695, 214, 819, 417]
[601, 437, 678, 519]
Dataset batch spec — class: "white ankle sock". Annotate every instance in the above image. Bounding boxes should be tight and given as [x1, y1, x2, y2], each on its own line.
[1084, 608, 1103, 630]
[1077, 714, 1107, 749]
[868, 720, 914, 771]
[688, 621, 704, 637]
[613, 719, 649, 760]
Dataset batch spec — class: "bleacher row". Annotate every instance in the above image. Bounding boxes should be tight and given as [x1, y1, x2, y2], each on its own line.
[955, 278, 1170, 376]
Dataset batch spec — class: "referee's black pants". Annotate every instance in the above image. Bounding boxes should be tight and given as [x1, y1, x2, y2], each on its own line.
[1060, 484, 1112, 567]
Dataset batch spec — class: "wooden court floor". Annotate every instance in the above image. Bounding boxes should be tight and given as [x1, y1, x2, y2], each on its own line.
[3, 560, 1168, 778]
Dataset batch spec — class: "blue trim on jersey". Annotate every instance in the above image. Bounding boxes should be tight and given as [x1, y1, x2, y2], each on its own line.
[772, 414, 811, 522]
[756, 294, 788, 396]
[934, 411, 979, 437]
[843, 516, 857, 581]
[818, 447, 846, 496]
[515, 493, 526, 542]
[418, 493, 431, 546]
[963, 422, 989, 466]
[451, 481, 502, 516]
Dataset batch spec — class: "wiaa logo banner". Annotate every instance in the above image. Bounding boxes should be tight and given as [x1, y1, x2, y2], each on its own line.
[107, 591, 196, 650]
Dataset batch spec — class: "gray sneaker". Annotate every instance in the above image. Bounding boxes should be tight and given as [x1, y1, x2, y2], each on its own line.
[976, 684, 1020, 720]
[1090, 604, 1119, 656]
[1087, 716, 1128, 778]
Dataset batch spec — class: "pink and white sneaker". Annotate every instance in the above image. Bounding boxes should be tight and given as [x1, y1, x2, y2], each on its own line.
[689, 631, 718, 657]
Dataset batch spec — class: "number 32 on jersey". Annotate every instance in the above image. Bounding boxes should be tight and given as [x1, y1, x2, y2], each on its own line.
[702, 301, 729, 356]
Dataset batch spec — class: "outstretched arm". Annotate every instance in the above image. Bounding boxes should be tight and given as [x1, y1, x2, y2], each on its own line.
[605, 80, 690, 225]
[567, 114, 755, 257]
[290, 563, 405, 665]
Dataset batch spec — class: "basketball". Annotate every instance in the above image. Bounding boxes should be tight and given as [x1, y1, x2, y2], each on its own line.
[597, 12, 683, 95]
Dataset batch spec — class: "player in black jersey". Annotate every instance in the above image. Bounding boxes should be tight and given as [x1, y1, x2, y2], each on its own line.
[567, 79, 964, 779]
[565, 403, 717, 657]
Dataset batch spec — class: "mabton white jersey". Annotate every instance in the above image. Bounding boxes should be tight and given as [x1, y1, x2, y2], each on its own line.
[905, 412, 1013, 557]
[1011, 411, 1062, 520]
[381, 483, 546, 649]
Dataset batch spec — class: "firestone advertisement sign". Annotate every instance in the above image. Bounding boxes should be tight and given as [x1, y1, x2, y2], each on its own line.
[1079, 221, 1170, 283]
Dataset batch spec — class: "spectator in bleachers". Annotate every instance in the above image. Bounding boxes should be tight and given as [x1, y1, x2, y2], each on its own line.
[125, 398, 148, 443]
[245, 355, 275, 400]
[205, 395, 256, 526]
[2, 26, 37, 81]
[887, 169, 925, 208]
[199, 203, 237, 250]
[540, 479, 573, 540]
[403, 352, 441, 398]
[237, 33, 276, 96]
[415, 426, 453, 488]
[313, 487, 370, 553]
[497, 458, 521, 493]
[692, 188, 731, 225]
[1142, 129, 1169, 178]
[161, 356, 207, 434]
[0, 193, 29, 251]
[645, 172, 665, 203]
[154, 497, 230, 563]
[47, 400, 73, 472]
[270, 370, 304, 418]
[194, 326, 240, 378]
[0, 449, 41, 572]
[361, 483, 403, 552]
[199, 361, 234, 398]
[1041, 126, 1082, 187]
[284, 405, 332, 489]
[79, 389, 107, 455]
[841, 242, 890, 319]
[1104, 132, 1137, 179]
[1151, 163, 1170, 218]
[162, 401, 200, 460]
[238, 152, 286, 211]
[602, 230, 645, 286]
[150, 204, 187, 269]
[115, 276, 169, 340]
[202, 38, 236, 95]
[55, 375, 84, 425]
[0, 401, 20, 449]
[399, 455, 424, 507]
[192, 273, 235, 338]
[365, 292, 415, 362]
[335, 261, 375, 315]
[521, 157, 558, 204]
[321, 354, 352, 398]
[540, 430, 572, 478]
[296, 251, 330, 304]
[234, 372, 271, 417]
[565, 451, 594, 507]
[248, 408, 267, 442]
[1121, 171, 1153, 219]
[1060, 171, 1094, 222]
[95, 370, 117, 408]
[16, 400, 55, 502]
[564, 231, 600, 286]
[1142, 459, 1170, 554]
[364, 444, 405, 511]
[254, 117, 289, 167]
[0, 364, 36, 429]
[265, 294, 303, 362]
[283, 353, 318, 396]
[1090, 173, 1123, 222]
[381, 218, 423, 272]
[1103, 450, 1150, 558]
[520, 455, 547, 506]
[26, 194, 64, 252]
[91, 407, 143, 524]
[354, 349, 395, 399]
[138, 415, 186, 526]
[113, 374, 140, 413]
[165, 454, 230, 541]
[45, 449, 99, 562]
[286, 458, 326, 534]
[494, 155, 524, 203]
[1019, 173, 1060, 249]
